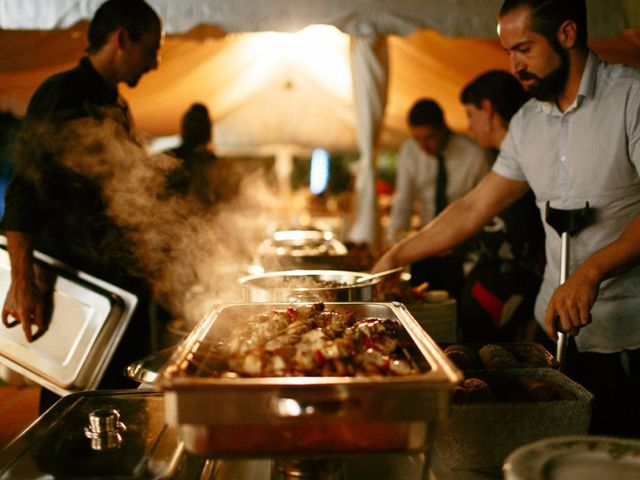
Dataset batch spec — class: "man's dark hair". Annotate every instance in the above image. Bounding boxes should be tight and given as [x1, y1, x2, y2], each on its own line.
[460, 70, 529, 122]
[181, 103, 212, 147]
[408, 99, 446, 129]
[499, 0, 588, 49]
[87, 0, 161, 54]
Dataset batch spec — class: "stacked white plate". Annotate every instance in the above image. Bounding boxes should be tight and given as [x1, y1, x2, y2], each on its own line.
[405, 298, 457, 344]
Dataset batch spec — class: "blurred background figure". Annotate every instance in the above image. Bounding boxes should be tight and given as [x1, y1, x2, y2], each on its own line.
[458, 70, 544, 342]
[165, 102, 218, 208]
[387, 98, 492, 299]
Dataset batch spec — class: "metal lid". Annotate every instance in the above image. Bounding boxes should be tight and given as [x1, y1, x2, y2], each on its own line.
[0, 390, 182, 479]
[0, 236, 137, 396]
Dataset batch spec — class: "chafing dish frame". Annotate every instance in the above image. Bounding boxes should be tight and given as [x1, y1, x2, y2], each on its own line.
[157, 302, 462, 456]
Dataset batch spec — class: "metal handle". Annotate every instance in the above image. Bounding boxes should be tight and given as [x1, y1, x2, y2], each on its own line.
[545, 201, 593, 370]
[556, 232, 570, 368]
[84, 408, 126, 451]
[125, 347, 175, 384]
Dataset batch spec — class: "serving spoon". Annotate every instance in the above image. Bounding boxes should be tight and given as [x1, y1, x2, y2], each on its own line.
[355, 266, 404, 284]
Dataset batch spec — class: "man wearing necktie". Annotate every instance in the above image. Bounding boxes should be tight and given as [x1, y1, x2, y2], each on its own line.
[435, 154, 448, 215]
[387, 99, 492, 296]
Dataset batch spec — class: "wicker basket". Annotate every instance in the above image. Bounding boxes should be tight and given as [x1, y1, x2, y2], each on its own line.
[405, 299, 457, 344]
[433, 368, 593, 470]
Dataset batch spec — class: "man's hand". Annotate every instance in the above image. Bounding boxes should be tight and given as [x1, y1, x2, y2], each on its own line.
[2, 278, 45, 342]
[543, 268, 600, 340]
[2, 281, 46, 342]
[371, 248, 401, 275]
[2, 231, 47, 342]
[371, 246, 405, 295]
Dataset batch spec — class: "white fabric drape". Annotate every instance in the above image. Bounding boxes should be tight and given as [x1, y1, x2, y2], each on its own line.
[347, 36, 388, 246]
[0, 0, 634, 248]
[0, 0, 630, 38]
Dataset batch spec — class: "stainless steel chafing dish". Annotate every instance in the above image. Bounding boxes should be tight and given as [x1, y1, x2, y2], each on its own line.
[256, 226, 348, 271]
[238, 269, 378, 302]
[157, 302, 462, 457]
[0, 236, 137, 396]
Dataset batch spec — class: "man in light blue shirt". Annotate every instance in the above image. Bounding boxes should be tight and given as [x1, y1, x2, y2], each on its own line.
[374, 0, 640, 436]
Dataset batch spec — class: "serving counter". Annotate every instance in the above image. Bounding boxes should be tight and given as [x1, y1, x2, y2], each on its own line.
[0, 389, 501, 480]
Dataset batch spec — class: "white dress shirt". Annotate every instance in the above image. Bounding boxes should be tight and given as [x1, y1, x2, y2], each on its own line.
[387, 131, 492, 242]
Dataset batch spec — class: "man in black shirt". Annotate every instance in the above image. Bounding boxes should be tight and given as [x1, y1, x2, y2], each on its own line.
[1, 0, 162, 394]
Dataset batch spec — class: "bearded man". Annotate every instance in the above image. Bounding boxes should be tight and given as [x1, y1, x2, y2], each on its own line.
[373, 0, 640, 437]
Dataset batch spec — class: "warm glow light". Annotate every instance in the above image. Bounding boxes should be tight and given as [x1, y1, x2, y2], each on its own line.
[251, 25, 351, 100]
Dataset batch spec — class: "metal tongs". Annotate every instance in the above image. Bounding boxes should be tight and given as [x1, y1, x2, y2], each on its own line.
[544, 201, 593, 370]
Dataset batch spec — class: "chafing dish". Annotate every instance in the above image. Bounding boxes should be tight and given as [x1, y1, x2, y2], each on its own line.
[238, 270, 378, 302]
[256, 226, 348, 271]
[157, 302, 462, 456]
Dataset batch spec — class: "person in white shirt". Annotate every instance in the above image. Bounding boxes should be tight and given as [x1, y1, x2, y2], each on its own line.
[374, 0, 640, 437]
[387, 98, 492, 296]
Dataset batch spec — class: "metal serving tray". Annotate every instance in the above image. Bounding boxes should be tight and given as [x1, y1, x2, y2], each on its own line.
[158, 302, 462, 456]
[0, 390, 182, 479]
[0, 236, 137, 396]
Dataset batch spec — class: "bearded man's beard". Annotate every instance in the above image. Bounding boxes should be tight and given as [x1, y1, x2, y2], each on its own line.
[518, 47, 570, 102]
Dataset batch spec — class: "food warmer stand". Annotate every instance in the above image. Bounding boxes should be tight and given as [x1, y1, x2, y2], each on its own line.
[0, 298, 465, 479]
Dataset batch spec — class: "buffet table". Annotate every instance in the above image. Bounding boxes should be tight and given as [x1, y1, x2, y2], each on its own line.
[0, 387, 501, 480]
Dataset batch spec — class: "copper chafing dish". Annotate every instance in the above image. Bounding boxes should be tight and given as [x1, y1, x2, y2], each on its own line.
[157, 301, 462, 457]
[238, 269, 379, 302]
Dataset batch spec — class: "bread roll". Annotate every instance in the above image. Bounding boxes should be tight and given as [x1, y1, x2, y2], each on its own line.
[444, 344, 480, 370]
[477, 344, 520, 369]
[452, 378, 494, 403]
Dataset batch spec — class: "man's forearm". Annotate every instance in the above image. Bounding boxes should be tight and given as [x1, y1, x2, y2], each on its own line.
[543, 213, 640, 338]
[6, 231, 36, 286]
[389, 196, 488, 265]
[573, 213, 640, 284]
[388, 172, 529, 266]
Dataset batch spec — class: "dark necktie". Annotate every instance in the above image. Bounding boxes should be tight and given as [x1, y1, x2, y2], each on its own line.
[435, 154, 447, 215]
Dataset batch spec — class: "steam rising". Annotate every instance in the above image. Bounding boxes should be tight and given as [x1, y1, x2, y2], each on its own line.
[20, 110, 279, 323]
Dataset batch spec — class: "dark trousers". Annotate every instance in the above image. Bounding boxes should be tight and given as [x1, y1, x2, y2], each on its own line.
[566, 343, 640, 438]
[535, 326, 640, 438]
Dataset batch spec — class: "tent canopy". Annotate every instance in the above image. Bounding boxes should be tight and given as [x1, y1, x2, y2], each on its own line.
[1, 0, 637, 150]
[0, 0, 638, 243]
[1, 0, 633, 37]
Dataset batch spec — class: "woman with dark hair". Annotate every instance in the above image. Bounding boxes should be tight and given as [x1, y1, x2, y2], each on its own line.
[457, 70, 545, 342]
[460, 70, 529, 149]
